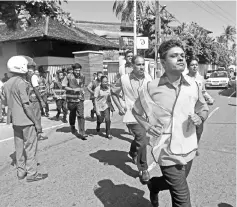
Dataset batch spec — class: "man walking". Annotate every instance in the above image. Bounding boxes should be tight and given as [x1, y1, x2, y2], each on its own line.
[62, 63, 88, 140]
[132, 39, 209, 207]
[36, 69, 50, 117]
[87, 71, 103, 119]
[52, 70, 67, 123]
[119, 50, 134, 76]
[2, 56, 48, 182]
[26, 61, 48, 141]
[111, 55, 152, 184]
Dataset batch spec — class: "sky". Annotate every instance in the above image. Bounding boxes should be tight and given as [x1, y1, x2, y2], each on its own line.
[61, 1, 236, 38]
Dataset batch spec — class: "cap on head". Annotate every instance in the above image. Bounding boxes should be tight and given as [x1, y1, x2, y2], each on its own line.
[7, 56, 31, 74]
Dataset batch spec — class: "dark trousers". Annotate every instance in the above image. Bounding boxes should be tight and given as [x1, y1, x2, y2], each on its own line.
[150, 160, 193, 207]
[127, 124, 148, 171]
[97, 108, 111, 136]
[91, 98, 96, 113]
[13, 125, 38, 177]
[67, 101, 85, 135]
[56, 99, 67, 117]
[41, 94, 49, 114]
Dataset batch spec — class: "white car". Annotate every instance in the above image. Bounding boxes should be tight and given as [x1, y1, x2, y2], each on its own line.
[205, 70, 213, 79]
[205, 71, 230, 89]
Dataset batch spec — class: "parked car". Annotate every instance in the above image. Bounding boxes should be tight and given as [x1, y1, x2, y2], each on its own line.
[205, 71, 230, 89]
[205, 69, 213, 79]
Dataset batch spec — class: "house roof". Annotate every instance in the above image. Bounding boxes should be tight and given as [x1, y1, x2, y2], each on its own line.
[0, 17, 119, 49]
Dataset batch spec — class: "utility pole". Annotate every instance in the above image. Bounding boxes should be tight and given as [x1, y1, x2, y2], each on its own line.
[133, 0, 137, 55]
[155, 0, 161, 77]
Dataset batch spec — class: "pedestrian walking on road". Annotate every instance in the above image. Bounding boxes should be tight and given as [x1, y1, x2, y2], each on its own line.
[52, 70, 67, 123]
[62, 63, 88, 140]
[87, 71, 103, 119]
[132, 39, 209, 207]
[119, 50, 134, 76]
[94, 76, 114, 139]
[36, 69, 50, 117]
[2, 56, 48, 182]
[26, 62, 48, 141]
[0, 79, 4, 123]
[187, 56, 215, 105]
[111, 55, 153, 184]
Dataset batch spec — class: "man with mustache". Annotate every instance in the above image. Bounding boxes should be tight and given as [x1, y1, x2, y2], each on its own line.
[111, 55, 152, 184]
[132, 40, 209, 207]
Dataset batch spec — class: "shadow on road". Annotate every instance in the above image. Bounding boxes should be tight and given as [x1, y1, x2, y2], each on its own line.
[94, 179, 151, 207]
[218, 203, 233, 207]
[10, 151, 16, 166]
[56, 126, 72, 133]
[85, 128, 132, 143]
[90, 150, 138, 178]
[85, 116, 97, 122]
[218, 88, 236, 97]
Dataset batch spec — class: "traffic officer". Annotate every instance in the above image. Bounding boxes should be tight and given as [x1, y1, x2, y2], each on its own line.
[52, 70, 67, 123]
[62, 63, 88, 140]
[2, 56, 48, 182]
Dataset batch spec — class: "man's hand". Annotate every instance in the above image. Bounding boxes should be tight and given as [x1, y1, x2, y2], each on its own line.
[74, 88, 83, 92]
[96, 111, 101, 117]
[35, 123, 42, 134]
[118, 107, 126, 116]
[40, 100, 46, 108]
[189, 114, 202, 126]
[147, 125, 163, 138]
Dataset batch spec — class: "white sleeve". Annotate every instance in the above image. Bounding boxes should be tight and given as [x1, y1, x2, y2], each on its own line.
[31, 75, 39, 87]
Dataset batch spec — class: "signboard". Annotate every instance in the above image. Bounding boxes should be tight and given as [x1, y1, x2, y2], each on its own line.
[137, 37, 149, 49]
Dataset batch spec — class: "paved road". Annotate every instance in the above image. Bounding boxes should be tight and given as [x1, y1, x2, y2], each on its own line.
[0, 88, 236, 207]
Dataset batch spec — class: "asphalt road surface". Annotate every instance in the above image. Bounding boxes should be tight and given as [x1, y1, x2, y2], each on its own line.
[0, 87, 236, 207]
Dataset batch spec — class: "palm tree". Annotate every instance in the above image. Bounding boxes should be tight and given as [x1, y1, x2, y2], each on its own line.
[220, 25, 236, 49]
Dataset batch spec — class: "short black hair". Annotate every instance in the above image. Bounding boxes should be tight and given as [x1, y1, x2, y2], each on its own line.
[72, 63, 82, 70]
[125, 50, 133, 58]
[131, 55, 144, 65]
[67, 67, 73, 72]
[97, 71, 103, 76]
[100, 75, 108, 82]
[159, 39, 185, 59]
[187, 56, 199, 67]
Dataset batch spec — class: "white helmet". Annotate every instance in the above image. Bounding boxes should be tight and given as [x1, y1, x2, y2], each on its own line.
[7, 56, 29, 74]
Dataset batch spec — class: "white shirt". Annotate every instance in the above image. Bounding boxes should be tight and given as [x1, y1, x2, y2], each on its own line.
[31, 75, 39, 87]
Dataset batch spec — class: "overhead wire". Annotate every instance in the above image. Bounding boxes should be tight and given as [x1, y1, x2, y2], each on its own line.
[210, 0, 236, 21]
[200, 0, 235, 25]
[192, 1, 230, 25]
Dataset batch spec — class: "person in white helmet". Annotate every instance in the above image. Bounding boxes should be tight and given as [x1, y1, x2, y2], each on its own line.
[1, 56, 48, 182]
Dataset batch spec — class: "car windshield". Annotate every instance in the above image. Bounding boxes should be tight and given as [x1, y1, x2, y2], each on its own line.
[210, 72, 228, 78]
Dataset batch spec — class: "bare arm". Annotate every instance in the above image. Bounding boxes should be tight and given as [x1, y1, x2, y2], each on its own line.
[87, 82, 94, 94]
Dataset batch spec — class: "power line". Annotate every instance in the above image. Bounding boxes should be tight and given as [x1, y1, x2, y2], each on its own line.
[210, 0, 236, 21]
[200, 0, 235, 25]
[192, 1, 230, 25]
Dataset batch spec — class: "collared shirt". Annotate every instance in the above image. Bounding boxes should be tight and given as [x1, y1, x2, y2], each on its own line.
[187, 72, 207, 93]
[134, 73, 208, 166]
[62, 73, 85, 102]
[94, 86, 111, 111]
[111, 71, 149, 98]
[3, 76, 33, 126]
[119, 63, 133, 76]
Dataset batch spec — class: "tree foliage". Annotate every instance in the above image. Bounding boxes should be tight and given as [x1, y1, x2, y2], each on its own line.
[0, 0, 75, 30]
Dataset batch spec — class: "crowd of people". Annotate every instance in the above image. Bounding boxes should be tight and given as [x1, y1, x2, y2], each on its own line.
[0, 39, 213, 207]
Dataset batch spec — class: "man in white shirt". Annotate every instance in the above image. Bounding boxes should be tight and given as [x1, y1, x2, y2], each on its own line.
[119, 50, 133, 76]
[0, 80, 4, 122]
